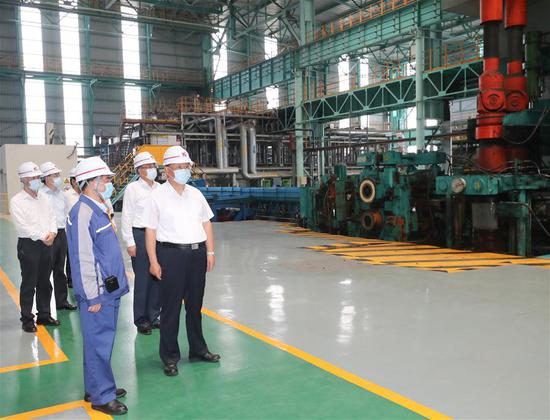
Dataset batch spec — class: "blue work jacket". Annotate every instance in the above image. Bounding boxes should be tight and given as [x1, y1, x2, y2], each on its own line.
[66, 194, 129, 305]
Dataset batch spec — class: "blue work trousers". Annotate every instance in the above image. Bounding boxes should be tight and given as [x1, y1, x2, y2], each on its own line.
[79, 298, 120, 405]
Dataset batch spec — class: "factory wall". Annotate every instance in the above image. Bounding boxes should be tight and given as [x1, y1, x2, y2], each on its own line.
[0, 5, 22, 146]
[0, 3, 205, 148]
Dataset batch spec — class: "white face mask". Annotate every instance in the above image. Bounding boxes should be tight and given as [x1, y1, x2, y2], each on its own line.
[145, 168, 157, 181]
[28, 179, 42, 192]
[52, 177, 63, 188]
[173, 168, 191, 185]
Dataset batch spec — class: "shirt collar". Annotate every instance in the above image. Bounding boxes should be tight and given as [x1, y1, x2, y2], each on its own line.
[166, 180, 186, 196]
[80, 194, 108, 215]
[138, 177, 157, 189]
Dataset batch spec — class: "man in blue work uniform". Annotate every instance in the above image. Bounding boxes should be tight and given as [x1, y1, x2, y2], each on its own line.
[66, 156, 129, 416]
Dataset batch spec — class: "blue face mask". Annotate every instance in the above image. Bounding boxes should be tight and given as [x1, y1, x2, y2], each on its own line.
[28, 179, 42, 192]
[173, 168, 191, 185]
[53, 177, 63, 189]
[101, 182, 114, 200]
[145, 168, 157, 181]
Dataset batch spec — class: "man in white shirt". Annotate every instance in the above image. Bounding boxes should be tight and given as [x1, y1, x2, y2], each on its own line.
[39, 162, 77, 311]
[121, 151, 161, 335]
[9, 162, 60, 333]
[143, 146, 219, 377]
[63, 166, 80, 288]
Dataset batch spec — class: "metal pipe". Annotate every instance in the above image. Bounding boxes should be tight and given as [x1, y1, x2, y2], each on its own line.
[200, 167, 240, 174]
[214, 117, 224, 169]
[240, 123, 248, 176]
[238, 123, 292, 179]
[248, 125, 257, 174]
[415, 27, 425, 151]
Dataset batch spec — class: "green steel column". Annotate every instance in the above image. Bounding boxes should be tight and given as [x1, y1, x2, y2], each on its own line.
[15, 7, 26, 143]
[19, 78, 27, 144]
[87, 81, 95, 151]
[83, 15, 94, 149]
[299, 0, 314, 45]
[516, 190, 531, 257]
[145, 24, 152, 79]
[295, 70, 305, 184]
[415, 27, 425, 151]
[295, 0, 314, 186]
[526, 31, 542, 101]
[202, 34, 213, 92]
[145, 23, 153, 106]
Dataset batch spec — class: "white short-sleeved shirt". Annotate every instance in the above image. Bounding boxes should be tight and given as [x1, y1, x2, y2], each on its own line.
[40, 186, 67, 229]
[9, 189, 57, 241]
[63, 187, 80, 215]
[142, 182, 214, 244]
[121, 178, 160, 246]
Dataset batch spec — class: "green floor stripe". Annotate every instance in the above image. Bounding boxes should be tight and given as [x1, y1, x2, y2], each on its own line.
[0, 219, 421, 419]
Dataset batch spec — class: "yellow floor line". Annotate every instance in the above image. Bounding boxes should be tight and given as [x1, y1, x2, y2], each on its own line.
[1, 400, 110, 420]
[202, 308, 451, 420]
[0, 267, 69, 374]
[283, 227, 550, 273]
[323, 245, 439, 254]
[393, 259, 520, 268]
[355, 253, 524, 263]
[339, 249, 469, 258]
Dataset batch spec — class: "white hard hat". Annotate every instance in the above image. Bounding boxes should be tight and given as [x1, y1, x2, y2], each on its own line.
[133, 151, 157, 168]
[18, 161, 42, 179]
[39, 161, 62, 177]
[163, 146, 193, 166]
[69, 166, 77, 178]
[75, 156, 114, 183]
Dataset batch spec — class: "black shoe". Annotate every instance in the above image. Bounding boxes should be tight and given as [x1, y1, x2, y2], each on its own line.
[84, 388, 127, 403]
[163, 363, 178, 376]
[36, 316, 60, 326]
[57, 302, 77, 311]
[22, 321, 37, 333]
[189, 351, 220, 363]
[91, 399, 127, 416]
[137, 324, 152, 335]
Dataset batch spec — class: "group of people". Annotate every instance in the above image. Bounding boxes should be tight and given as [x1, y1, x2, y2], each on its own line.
[9, 146, 219, 416]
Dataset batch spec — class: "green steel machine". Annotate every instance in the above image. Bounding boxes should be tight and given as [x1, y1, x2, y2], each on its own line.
[300, 151, 448, 243]
[300, 18, 550, 257]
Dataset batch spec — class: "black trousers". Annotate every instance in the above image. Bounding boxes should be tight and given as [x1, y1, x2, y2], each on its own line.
[157, 243, 208, 365]
[66, 246, 72, 286]
[17, 238, 53, 323]
[51, 229, 69, 306]
[131, 228, 161, 327]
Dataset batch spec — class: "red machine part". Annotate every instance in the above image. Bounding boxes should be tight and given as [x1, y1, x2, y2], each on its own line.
[504, 0, 528, 113]
[476, 0, 505, 141]
[480, 0, 503, 22]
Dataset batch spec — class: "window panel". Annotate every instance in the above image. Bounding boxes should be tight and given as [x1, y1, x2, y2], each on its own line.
[121, 5, 142, 118]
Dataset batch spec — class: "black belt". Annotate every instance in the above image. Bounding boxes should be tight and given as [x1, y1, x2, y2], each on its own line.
[58, 228, 65, 232]
[157, 241, 205, 250]
[133, 227, 146, 231]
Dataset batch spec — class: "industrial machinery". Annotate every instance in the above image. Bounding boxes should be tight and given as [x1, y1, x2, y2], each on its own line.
[301, 151, 447, 243]
[300, 0, 550, 257]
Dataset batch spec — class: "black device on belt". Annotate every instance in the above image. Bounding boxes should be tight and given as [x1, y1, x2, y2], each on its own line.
[104, 275, 120, 293]
[157, 241, 205, 250]
[133, 227, 145, 231]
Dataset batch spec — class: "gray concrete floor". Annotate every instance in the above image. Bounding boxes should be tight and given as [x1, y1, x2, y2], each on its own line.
[2, 217, 549, 418]
[0, 274, 49, 368]
[204, 221, 550, 419]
